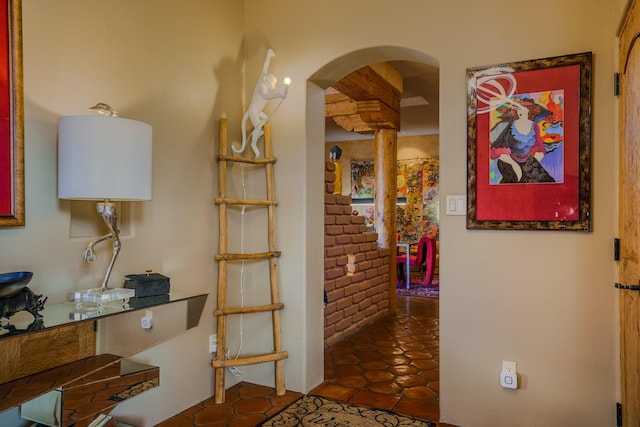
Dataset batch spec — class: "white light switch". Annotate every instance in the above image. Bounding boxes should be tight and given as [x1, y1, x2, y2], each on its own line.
[446, 195, 466, 216]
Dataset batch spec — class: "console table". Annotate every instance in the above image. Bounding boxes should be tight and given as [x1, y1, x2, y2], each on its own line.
[0, 292, 207, 426]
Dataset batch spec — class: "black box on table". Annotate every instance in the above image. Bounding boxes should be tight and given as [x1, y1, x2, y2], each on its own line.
[124, 273, 170, 297]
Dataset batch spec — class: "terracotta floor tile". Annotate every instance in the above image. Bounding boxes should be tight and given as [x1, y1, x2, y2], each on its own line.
[357, 349, 385, 359]
[412, 359, 439, 370]
[309, 382, 358, 401]
[335, 375, 370, 388]
[378, 346, 406, 356]
[349, 389, 401, 410]
[374, 339, 398, 347]
[228, 414, 266, 427]
[237, 383, 277, 399]
[334, 364, 364, 376]
[389, 364, 420, 376]
[405, 350, 431, 360]
[421, 369, 440, 381]
[394, 398, 440, 422]
[219, 388, 241, 405]
[402, 385, 438, 401]
[154, 296, 452, 427]
[333, 353, 361, 365]
[234, 397, 273, 415]
[367, 380, 402, 395]
[383, 355, 412, 365]
[269, 392, 303, 407]
[363, 369, 395, 382]
[330, 345, 356, 356]
[360, 359, 390, 370]
[192, 406, 234, 424]
[352, 343, 380, 352]
[400, 342, 427, 351]
[396, 374, 427, 388]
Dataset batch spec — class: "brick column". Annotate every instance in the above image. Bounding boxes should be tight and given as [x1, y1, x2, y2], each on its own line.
[323, 161, 390, 347]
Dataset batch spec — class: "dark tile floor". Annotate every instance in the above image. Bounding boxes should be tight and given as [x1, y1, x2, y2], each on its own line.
[156, 294, 454, 427]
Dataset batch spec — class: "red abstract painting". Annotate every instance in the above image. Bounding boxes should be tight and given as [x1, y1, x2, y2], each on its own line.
[466, 52, 592, 231]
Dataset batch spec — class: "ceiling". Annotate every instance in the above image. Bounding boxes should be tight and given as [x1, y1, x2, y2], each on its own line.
[325, 60, 440, 142]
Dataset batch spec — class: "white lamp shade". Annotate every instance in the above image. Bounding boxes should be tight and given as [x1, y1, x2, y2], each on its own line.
[58, 115, 152, 201]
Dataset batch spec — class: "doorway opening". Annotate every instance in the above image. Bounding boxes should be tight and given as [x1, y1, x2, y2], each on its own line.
[307, 47, 441, 411]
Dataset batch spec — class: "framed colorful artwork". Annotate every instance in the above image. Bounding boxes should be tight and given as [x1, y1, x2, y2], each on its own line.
[0, 0, 23, 227]
[350, 160, 375, 199]
[466, 52, 592, 231]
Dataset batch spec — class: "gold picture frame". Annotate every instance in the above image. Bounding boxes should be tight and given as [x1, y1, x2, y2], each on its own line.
[466, 52, 592, 231]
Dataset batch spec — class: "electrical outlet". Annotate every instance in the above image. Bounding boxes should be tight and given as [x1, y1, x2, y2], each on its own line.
[140, 310, 153, 329]
[209, 334, 217, 353]
[502, 361, 516, 374]
[500, 360, 518, 389]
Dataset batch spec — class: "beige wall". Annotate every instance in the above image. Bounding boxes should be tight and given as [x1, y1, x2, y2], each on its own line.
[244, 0, 625, 426]
[0, 1, 243, 425]
[0, 0, 631, 426]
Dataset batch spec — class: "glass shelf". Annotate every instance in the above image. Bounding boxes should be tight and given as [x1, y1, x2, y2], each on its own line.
[0, 291, 205, 339]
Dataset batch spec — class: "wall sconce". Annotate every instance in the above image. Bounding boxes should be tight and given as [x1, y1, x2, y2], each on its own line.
[58, 107, 152, 306]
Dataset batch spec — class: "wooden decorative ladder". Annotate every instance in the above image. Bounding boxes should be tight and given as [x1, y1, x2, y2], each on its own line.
[212, 117, 288, 404]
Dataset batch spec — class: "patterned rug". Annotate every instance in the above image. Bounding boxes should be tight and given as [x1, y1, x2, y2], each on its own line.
[396, 284, 439, 299]
[396, 275, 439, 299]
[258, 395, 435, 426]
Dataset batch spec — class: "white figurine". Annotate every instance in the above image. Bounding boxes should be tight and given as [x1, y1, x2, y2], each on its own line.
[233, 49, 290, 158]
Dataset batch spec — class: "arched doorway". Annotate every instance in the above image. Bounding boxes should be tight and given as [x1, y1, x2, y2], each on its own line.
[306, 46, 440, 377]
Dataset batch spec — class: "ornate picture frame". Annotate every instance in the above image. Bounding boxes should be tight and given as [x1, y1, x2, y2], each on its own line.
[466, 52, 592, 231]
[0, 0, 23, 227]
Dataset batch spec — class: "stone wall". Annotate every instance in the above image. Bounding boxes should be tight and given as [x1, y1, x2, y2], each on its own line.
[323, 161, 391, 347]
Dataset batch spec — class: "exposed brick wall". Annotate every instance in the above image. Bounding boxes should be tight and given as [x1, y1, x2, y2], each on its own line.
[324, 161, 390, 347]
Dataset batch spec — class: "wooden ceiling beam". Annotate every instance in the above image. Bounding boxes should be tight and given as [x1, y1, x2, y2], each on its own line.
[326, 62, 402, 134]
[332, 64, 402, 110]
[328, 99, 399, 134]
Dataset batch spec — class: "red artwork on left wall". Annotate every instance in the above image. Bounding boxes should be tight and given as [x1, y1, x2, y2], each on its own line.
[0, 0, 24, 227]
[0, 1, 12, 216]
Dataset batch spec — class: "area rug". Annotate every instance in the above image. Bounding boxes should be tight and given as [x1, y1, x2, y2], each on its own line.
[258, 395, 435, 427]
[396, 273, 439, 299]
[396, 283, 439, 299]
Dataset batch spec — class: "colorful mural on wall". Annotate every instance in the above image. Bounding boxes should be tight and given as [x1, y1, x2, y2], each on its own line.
[351, 158, 439, 243]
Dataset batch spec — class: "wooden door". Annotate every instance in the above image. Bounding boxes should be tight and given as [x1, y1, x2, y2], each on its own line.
[619, 1, 640, 424]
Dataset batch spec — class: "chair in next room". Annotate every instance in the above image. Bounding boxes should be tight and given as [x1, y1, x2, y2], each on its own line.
[397, 236, 437, 286]
[396, 236, 424, 281]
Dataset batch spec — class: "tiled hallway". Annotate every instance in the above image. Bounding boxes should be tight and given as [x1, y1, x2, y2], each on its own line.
[156, 295, 449, 426]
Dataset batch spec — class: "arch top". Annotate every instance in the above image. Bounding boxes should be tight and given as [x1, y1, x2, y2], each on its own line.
[308, 46, 440, 90]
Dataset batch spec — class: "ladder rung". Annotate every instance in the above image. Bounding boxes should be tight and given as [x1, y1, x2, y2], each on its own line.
[215, 197, 278, 206]
[215, 303, 284, 316]
[212, 351, 288, 368]
[218, 154, 277, 165]
[215, 251, 281, 261]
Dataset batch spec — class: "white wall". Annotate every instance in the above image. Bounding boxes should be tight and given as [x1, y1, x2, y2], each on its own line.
[244, 0, 625, 426]
[0, 1, 243, 425]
